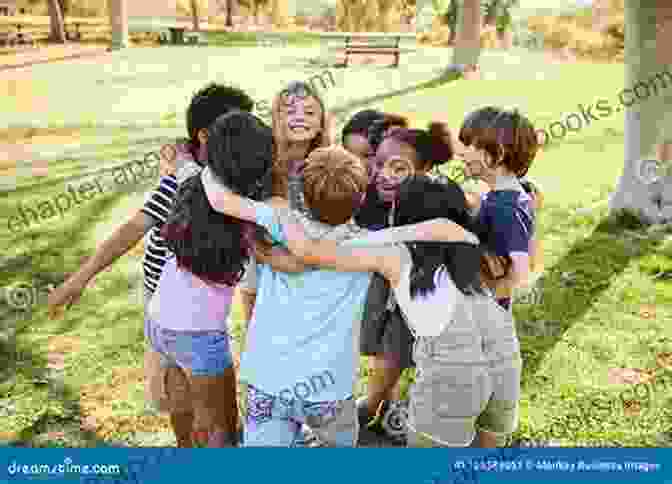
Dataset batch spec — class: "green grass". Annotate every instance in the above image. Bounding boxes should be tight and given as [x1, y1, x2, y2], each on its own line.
[370, 60, 672, 446]
[1, 56, 671, 447]
[203, 30, 324, 47]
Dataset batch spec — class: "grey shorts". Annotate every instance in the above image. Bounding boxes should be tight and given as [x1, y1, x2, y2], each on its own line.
[359, 273, 415, 369]
[407, 361, 521, 447]
[406, 296, 522, 447]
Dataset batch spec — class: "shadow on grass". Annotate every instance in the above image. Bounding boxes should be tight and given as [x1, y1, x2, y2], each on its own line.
[0, 182, 150, 447]
[518, 212, 667, 388]
[0, 134, 177, 199]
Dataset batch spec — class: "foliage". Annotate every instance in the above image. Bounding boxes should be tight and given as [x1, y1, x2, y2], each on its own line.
[527, 4, 624, 61]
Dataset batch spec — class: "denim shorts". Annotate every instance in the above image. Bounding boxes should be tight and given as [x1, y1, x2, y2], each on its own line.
[244, 384, 357, 447]
[144, 318, 234, 377]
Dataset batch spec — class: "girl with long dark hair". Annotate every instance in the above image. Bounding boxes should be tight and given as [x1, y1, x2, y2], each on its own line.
[146, 111, 274, 447]
[281, 176, 522, 448]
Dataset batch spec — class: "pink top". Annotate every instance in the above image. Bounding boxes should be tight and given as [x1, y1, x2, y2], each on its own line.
[147, 257, 234, 332]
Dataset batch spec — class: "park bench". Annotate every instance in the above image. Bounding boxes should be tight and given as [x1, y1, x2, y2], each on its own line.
[128, 20, 206, 46]
[343, 34, 402, 67]
[14, 24, 35, 46]
[0, 30, 17, 47]
[65, 22, 82, 41]
[184, 31, 206, 45]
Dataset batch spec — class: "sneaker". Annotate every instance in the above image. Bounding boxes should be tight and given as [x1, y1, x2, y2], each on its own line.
[356, 396, 371, 428]
[364, 399, 409, 446]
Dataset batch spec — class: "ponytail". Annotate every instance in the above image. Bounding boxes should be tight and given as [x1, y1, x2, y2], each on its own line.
[425, 121, 454, 166]
[381, 121, 454, 172]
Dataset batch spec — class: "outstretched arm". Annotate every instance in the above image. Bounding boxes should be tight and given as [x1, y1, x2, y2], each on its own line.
[48, 210, 153, 318]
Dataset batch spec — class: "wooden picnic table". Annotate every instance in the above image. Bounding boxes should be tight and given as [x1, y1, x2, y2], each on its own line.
[168, 26, 185, 45]
[65, 22, 82, 41]
[319, 32, 416, 68]
[13, 23, 35, 46]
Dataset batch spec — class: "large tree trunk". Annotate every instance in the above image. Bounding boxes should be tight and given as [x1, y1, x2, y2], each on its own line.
[451, 0, 481, 67]
[47, 0, 66, 43]
[609, 1, 672, 224]
[108, 0, 128, 49]
[190, 0, 201, 31]
[361, 0, 380, 31]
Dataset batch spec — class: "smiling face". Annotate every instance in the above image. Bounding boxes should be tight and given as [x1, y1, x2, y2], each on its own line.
[372, 137, 419, 203]
[343, 132, 375, 176]
[281, 94, 323, 144]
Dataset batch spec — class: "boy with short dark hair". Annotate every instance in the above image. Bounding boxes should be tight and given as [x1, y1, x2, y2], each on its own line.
[458, 107, 541, 310]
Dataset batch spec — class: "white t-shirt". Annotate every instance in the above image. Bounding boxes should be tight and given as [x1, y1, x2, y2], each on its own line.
[387, 245, 460, 338]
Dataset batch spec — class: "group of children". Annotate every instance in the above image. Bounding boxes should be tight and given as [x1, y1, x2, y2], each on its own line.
[48, 79, 543, 448]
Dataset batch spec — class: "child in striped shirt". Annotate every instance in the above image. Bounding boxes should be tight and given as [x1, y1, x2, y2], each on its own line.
[47, 83, 257, 447]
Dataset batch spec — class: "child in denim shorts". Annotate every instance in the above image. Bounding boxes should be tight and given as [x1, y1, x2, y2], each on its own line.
[146, 111, 274, 447]
[48, 83, 257, 447]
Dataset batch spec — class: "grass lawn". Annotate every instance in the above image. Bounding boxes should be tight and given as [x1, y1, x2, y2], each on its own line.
[1, 55, 671, 447]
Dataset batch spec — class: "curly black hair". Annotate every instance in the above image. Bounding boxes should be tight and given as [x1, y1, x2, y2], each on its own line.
[341, 109, 385, 145]
[366, 113, 409, 153]
[162, 111, 274, 286]
[184, 83, 256, 163]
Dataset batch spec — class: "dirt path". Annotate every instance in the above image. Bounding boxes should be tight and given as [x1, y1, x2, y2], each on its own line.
[0, 44, 108, 71]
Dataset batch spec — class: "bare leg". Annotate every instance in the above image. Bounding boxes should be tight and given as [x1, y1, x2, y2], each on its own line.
[239, 289, 256, 333]
[188, 367, 240, 447]
[169, 411, 194, 447]
[366, 354, 402, 417]
[476, 430, 499, 448]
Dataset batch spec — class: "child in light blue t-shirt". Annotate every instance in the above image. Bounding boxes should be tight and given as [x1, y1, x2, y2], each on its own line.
[202, 146, 477, 447]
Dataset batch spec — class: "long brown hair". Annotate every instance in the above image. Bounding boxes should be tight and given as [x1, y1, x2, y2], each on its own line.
[270, 81, 332, 197]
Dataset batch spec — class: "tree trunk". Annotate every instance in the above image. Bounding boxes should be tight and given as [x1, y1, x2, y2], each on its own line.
[226, 0, 234, 26]
[483, 0, 499, 27]
[270, 0, 288, 28]
[108, 0, 128, 50]
[47, 0, 66, 43]
[190, 0, 201, 31]
[451, 0, 481, 67]
[609, 1, 672, 224]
